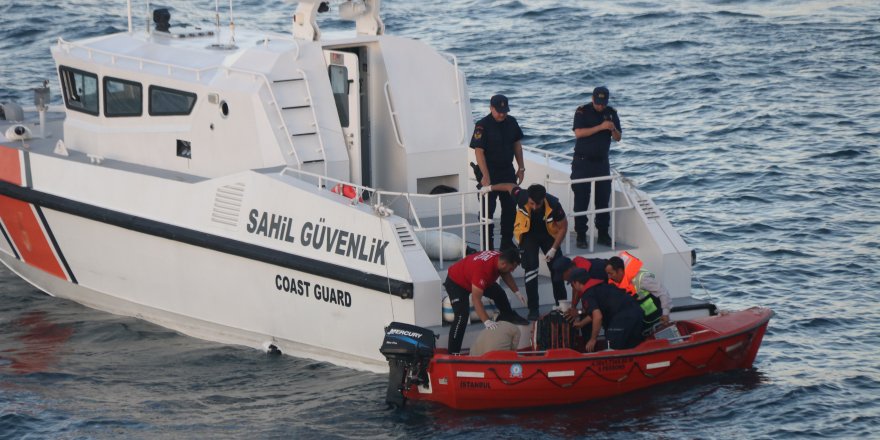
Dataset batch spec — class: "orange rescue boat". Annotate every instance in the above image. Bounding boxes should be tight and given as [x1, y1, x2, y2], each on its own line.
[380, 307, 773, 410]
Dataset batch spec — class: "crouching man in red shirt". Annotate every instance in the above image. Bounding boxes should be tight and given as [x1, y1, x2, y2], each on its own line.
[445, 247, 529, 354]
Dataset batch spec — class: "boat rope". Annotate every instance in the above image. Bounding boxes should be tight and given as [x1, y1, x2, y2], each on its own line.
[479, 334, 753, 389]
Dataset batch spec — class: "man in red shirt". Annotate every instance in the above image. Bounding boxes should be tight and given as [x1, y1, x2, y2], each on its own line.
[445, 247, 528, 354]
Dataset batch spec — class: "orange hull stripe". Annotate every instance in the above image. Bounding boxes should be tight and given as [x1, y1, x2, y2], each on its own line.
[0, 195, 68, 280]
[0, 146, 23, 186]
[0, 145, 67, 281]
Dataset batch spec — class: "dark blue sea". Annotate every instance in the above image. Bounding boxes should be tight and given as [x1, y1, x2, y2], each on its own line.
[2, 1, 879, 438]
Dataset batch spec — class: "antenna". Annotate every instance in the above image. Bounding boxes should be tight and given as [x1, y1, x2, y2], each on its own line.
[145, 0, 151, 35]
[215, 0, 221, 45]
[127, 0, 132, 33]
[228, 0, 236, 46]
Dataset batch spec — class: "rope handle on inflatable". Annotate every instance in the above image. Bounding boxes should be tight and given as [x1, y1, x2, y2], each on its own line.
[480, 331, 754, 389]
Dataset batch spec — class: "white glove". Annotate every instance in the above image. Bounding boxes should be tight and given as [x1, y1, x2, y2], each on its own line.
[483, 319, 498, 330]
[545, 247, 557, 262]
[479, 185, 493, 195]
[513, 291, 527, 306]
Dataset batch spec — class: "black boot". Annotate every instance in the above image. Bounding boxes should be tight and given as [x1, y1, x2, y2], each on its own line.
[576, 233, 587, 249]
[597, 230, 612, 247]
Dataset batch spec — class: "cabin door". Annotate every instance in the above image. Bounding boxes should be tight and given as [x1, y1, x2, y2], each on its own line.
[324, 50, 363, 185]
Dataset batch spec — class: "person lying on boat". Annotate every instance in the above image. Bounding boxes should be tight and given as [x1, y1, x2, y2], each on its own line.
[605, 252, 671, 330]
[482, 182, 569, 320]
[444, 248, 530, 355]
[569, 268, 645, 351]
[470, 321, 521, 356]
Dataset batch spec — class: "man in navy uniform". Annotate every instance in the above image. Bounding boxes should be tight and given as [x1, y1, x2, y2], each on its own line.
[569, 268, 644, 351]
[571, 86, 622, 248]
[471, 94, 525, 251]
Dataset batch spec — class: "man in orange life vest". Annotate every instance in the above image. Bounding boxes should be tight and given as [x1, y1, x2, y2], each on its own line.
[605, 252, 672, 328]
[444, 247, 529, 355]
[569, 268, 644, 351]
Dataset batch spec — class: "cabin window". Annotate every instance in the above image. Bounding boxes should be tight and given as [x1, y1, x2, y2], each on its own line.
[149, 86, 197, 116]
[103, 77, 142, 117]
[59, 66, 99, 116]
[328, 65, 349, 127]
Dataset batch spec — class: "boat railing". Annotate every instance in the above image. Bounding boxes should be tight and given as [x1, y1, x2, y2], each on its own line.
[521, 145, 637, 254]
[56, 38, 218, 82]
[280, 167, 491, 268]
[440, 52, 466, 144]
[549, 173, 636, 254]
[282, 138, 642, 265]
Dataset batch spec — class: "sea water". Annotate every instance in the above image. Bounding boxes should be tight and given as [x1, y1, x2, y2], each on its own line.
[1, 1, 879, 438]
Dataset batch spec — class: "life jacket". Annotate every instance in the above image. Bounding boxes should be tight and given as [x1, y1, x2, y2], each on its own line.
[513, 196, 560, 244]
[331, 184, 362, 202]
[609, 251, 658, 317]
[570, 257, 605, 307]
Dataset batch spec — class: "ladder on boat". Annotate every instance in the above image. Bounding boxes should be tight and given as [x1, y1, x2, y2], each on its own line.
[268, 70, 326, 173]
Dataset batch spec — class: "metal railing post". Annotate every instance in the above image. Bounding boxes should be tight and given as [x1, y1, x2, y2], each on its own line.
[437, 196, 444, 268]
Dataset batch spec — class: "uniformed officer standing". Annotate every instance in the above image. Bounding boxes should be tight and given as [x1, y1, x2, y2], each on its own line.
[471, 94, 525, 251]
[571, 86, 622, 248]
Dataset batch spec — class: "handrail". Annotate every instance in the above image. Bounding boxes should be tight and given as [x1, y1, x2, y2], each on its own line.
[441, 52, 466, 144]
[280, 166, 491, 267]
[544, 173, 634, 253]
[520, 144, 637, 252]
[383, 82, 404, 147]
[522, 144, 575, 165]
[57, 38, 217, 82]
[280, 159, 638, 263]
[224, 66, 302, 168]
[296, 68, 327, 175]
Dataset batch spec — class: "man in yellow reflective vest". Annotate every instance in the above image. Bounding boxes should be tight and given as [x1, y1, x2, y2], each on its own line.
[605, 252, 671, 330]
[483, 183, 568, 320]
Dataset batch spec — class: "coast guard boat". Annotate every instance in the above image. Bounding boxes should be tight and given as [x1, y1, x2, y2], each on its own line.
[1, 0, 723, 372]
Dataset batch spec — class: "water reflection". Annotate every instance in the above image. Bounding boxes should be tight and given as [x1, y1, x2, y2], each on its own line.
[0, 311, 73, 373]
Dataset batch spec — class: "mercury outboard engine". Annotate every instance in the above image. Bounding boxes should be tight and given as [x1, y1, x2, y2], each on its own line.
[379, 322, 435, 408]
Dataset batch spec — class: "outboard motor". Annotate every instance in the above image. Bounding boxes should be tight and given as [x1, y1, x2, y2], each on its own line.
[379, 322, 435, 408]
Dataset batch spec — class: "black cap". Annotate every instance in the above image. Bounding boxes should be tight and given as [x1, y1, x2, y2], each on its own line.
[551, 256, 573, 281]
[568, 268, 590, 285]
[490, 94, 510, 113]
[592, 86, 609, 105]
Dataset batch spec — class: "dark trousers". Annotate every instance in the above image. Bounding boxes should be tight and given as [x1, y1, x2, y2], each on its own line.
[571, 156, 610, 235]
[605, 307, 645, 350]
[482, 190, 515, 250]
[520, 232, 567, 312]
[445, 277, 515, 354]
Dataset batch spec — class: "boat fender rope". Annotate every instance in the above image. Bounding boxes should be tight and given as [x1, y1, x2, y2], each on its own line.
[475, 334, 753, 389]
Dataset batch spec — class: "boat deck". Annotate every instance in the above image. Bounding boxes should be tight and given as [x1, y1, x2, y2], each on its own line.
[415, 213, 713, 351]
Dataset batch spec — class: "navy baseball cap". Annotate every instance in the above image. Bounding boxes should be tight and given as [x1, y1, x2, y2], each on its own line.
[490, 94, 510, 113]
[592, 87, 610, 105]
[551, 256, 573, 281]
[568, 268, 590, 285]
